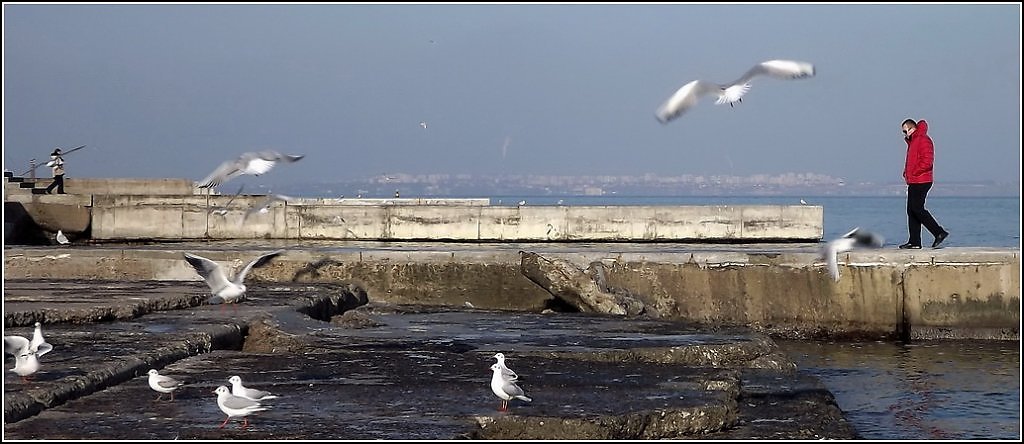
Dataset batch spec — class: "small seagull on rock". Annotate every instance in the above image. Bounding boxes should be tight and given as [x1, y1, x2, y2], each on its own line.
[148, 369, 186, 402]
[214, 385, 269, 429]
[490, 363, 531, 412]
[228, 375, 279, 401]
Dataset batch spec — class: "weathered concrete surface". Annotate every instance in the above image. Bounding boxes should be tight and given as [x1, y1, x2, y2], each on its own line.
[3, 243, 1018, 340]
[84, 193, 823, 241]
[2, 281, 858, 439]
[520, 251, 649, 316]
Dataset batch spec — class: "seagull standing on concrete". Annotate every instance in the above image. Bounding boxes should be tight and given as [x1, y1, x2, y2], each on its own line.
[490, 363, 531, 412]
[197, 150, 305, 189]
[228, 375, 279, 401]
[4, 328, 53, 382]
[655, 59, 816, 124]
[214, 385, 269, 429]
[56, 230, 70, 245]
[148, 369, 186, 402]
[182, 249, 286, 305]
[820, 227, 885, 282]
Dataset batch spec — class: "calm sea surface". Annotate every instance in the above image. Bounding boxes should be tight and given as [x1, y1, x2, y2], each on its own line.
[469, 195, 1021, 248]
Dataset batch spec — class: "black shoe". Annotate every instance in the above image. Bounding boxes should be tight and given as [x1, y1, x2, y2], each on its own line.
[932, 231, 949, 249]
[898, 242, 922, 249]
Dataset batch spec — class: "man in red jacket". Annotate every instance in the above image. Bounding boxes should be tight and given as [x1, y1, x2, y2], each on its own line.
[900, 119, 949, 249]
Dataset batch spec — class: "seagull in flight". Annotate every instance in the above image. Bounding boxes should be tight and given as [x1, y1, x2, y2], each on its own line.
[820, 227, 885, 282]
[419, 121, 428, 129]
[197, 150, 304, 189]
[183, 249, 286, 305]
[656, 59, 816, 124]
[210, 184, 245, 216]
[241, 193, 296, 223]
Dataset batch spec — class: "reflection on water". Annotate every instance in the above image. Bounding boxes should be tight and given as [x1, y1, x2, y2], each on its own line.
[777, 339, 1021, 440]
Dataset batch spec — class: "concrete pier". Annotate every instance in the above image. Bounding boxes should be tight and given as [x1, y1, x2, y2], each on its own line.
[4, 243, 1018, 341]
[4, 176, 823, 242]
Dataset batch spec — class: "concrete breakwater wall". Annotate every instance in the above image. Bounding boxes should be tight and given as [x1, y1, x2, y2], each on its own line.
[6, 192, 823, 242]
[91, 196, 822, 242]
[4, 246, 1018, 340]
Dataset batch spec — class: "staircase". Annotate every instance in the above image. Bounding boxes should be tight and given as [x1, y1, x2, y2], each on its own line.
[4, 170, 52, 195]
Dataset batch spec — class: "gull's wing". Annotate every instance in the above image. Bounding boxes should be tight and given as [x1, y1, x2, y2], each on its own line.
[155, 375, 183, 389]
[729, 59, 816, 86]
[825, 240, 841, 282]
[655, 80, 723, 124]
[34, 342, 54, 358]
[197, 158, 246, 189]
[841, 227, 862, 239]
[222, 393, 264, 410]
[501, 379, 527, 399]
[183, 253, 232, 294]
[223, 184, 245, 208]
[851, 229, 885, 248]
[4, 335, 30, 357]
[256, 150, 304, 164]
[233, 249, 285, 285]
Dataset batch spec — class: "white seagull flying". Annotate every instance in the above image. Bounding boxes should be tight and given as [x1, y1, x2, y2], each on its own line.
[183, 250, 286, 305]
[197, 150, 305, 189]
[241, 194, 296, 224]
[820, 227, 885, 282]
[655, 59, 816, 124]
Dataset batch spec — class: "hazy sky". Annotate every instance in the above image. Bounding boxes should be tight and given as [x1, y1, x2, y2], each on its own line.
[3, 3, 1021, 187]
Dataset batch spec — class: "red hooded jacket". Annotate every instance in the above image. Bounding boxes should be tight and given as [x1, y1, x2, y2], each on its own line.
[903, 120, 934, 184]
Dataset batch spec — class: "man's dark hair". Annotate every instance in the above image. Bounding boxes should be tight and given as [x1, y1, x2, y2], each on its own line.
[902, 119, 917, 128]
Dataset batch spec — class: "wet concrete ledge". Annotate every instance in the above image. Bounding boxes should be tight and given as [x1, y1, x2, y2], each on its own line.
[2, 281, 858, 439]
[4, 243, 1019, 340]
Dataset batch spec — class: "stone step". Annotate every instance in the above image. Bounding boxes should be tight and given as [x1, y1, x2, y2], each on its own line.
[31, 188, 49, 195]
[4, 171, 13, 178]
[7, 176, 25, 183]
[19, 181, 39, 188]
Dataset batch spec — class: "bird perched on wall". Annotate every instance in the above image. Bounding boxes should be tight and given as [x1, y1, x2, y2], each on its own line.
[228, 375, 279, 401]
[820, 227, 885, 282]
[214, 385, 269, 429]
[182, 249, 286, 305]
[490, 363, 531, 412]
[197, 150, 304, 189]
[148, 369, 186, 402]
[655, 59, 816, 124]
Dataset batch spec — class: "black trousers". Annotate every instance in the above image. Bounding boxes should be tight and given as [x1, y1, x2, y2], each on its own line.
[906, 182, 944, 245]
[45, 174, 65, 194]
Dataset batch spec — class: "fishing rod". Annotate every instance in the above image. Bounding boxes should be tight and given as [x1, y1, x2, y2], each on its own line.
[19, 145, 87, 176]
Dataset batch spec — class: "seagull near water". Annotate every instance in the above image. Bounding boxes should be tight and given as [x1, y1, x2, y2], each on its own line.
[493, 352, 519, 380]
[655, 59, 816, 124]
[182, 249, 286, 305]
[820, 227, 885, 282]
[4, 322, 54, 381]
[148, 369, 186, 402]
[228, 375, 279, 401]
[490, 363, 531, 412]
[214, 385, 269, 429]
[197, 150, 305, 189]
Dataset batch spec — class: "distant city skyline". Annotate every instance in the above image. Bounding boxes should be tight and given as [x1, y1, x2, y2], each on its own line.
[3, 3, 1021, 185]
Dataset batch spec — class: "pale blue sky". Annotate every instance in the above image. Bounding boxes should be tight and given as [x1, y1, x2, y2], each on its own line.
[2, 3, 1020, 186]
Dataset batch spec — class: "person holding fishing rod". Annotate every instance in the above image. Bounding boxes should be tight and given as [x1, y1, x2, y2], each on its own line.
[44, 147, 66, 194]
